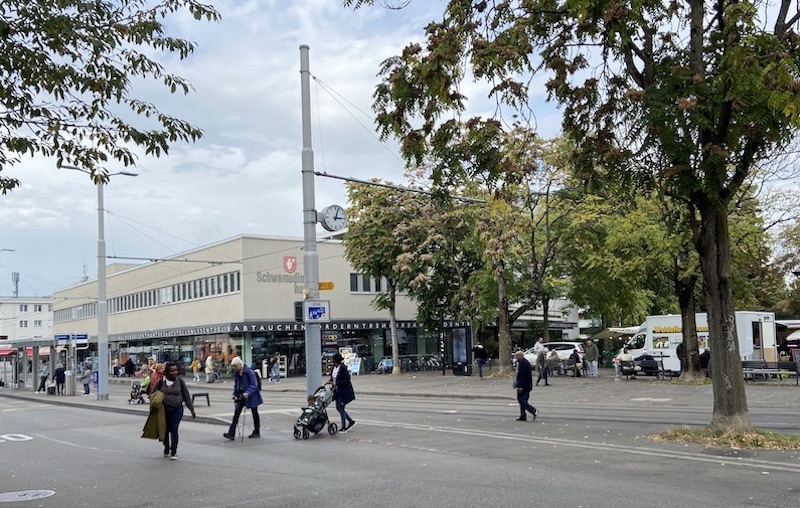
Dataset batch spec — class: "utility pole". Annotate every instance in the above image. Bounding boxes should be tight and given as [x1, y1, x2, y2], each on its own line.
[300, 45, 322, 395]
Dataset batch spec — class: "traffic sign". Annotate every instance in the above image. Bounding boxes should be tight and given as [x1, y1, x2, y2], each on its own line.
[303, 300, 331, 323]
[319, 281, 335, 291]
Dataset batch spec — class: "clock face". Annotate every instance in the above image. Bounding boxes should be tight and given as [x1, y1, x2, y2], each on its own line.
[321, 205, 348, 231]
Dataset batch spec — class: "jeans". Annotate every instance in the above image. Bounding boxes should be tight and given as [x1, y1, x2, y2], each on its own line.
[476, 359, 486, 378]
[228, 399, 260, 437]
[516, 389, 536, 418]
[83, 383, 90, 395]
[37, 376, 47, 392]
[163, 405, 184, 455]
[588, 360, 598, 377]
[336, 399, 354, 429]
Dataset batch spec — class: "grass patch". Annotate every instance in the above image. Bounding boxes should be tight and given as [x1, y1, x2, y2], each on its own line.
[652, 426, 800, 450]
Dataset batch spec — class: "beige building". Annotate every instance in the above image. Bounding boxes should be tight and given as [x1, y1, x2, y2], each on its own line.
[53, 235, 464, 377]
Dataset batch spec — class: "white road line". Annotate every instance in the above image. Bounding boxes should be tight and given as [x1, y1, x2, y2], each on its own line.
[355, 419, 800, 474]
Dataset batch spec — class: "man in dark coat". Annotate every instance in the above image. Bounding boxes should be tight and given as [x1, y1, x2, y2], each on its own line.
[513, 350, 538, 421]
[124, 358, 136, 377]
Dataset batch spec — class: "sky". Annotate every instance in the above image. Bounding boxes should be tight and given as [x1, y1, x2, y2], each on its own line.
[0, 0, 562, 297]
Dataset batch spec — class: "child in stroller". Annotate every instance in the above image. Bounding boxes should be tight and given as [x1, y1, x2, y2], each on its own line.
[128, 379, 146, 404]
[293, 384, 338, 440]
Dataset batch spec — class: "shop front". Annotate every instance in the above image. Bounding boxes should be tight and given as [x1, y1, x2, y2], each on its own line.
[108, 319, 470, 380]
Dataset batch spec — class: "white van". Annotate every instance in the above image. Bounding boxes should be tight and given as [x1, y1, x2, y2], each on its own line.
[623, 311, 776, 372]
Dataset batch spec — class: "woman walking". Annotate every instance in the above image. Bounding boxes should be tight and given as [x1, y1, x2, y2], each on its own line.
[54, 363, 66, 395]
[154, 362, 195, 460]
[330, 353, 356, 433]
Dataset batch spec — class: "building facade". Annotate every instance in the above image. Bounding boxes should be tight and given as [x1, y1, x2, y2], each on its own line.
[0, 296, 53, 344]
[53, 235, 468, 377]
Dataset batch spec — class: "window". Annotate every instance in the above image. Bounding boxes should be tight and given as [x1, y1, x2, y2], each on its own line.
[19, 304, 28, 312]
[34, 304, 43, 312]
[34, 320, 42, 328]
[350, 273, 358, 292]
[19, 320, 28, 328]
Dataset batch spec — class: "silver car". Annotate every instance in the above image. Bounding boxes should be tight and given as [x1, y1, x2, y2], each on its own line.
[518, 341, 586, 368]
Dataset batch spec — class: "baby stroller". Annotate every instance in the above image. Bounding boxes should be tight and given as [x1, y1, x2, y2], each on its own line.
[128, 380, 146, 404]
[293, 384, 338, 440]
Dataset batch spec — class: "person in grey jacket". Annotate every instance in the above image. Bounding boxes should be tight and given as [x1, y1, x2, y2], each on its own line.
[584, 340, 600, 377]
[36, 360, 50, 393]
[155, 362, 195, 460]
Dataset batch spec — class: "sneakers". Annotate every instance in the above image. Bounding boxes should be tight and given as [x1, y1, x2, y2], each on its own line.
[169, 454, 177, 461]
[345, 421, 357, 432]
[223, 433, 235, 441]
[248, 432, 260, 439]
[516, 417, 527, 421]
[164, 452, 170, 458]
[533, 409, 539, 421]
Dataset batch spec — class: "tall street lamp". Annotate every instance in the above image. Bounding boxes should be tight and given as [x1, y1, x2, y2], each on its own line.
[63, 165, 138, 400]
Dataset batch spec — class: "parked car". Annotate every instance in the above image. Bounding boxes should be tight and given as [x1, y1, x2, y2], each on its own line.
[515, 341, 586, 369]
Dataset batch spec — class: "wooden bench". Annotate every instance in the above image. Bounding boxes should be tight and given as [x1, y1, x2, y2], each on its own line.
[742, 360, 799, 384]
[191, 392, 210, 406]
[619, 360, 638, 379]
[636, 359, 672, 379]
[562, 358, 584, 377]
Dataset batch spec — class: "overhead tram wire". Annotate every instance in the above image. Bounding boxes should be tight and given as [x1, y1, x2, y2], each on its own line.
[311, 75, 406, 165]
[314, 171, 487, 204]
[310, 75, 487, 204]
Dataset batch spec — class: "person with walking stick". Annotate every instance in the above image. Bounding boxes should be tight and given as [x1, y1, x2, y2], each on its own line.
[223, 356, 263, 441]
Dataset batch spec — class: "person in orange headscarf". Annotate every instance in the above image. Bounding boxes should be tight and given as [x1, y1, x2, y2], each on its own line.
[149, 363, 165, 395]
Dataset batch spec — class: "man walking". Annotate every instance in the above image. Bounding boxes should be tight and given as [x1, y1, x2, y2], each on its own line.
[513, 350, 538, 421]
[584, 340, 600, 377]
[471, 342, 489, 379]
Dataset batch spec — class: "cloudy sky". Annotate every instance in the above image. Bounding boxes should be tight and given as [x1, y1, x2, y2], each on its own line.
[0, 0, 561, 297]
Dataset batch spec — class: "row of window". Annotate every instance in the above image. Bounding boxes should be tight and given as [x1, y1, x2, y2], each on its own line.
[54, 271, 242, 324]
[349, 273, 407, 295]
[18, 320, 45, 328]
[17, 304, 51, 312]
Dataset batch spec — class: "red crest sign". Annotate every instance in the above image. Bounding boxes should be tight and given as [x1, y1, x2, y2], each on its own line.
[284, 256, 297, 273]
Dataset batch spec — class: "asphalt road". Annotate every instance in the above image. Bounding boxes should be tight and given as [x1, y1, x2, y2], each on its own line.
[2, 381, 800, 508]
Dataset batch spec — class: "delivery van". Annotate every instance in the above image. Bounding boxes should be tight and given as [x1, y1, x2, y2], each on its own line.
[623, 311, 776, 373]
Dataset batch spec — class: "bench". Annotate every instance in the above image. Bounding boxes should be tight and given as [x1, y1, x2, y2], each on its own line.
[619, 360, 638, 379]
[191, 392, 210, 406]
[562, 358, 584, 377]
[545, 358, 562, 377]
[742, 360, 799, 384]
[636, 359, 672, 379]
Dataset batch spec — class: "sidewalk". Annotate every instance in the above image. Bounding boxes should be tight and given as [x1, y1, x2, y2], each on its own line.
[1, 367, 798, 424]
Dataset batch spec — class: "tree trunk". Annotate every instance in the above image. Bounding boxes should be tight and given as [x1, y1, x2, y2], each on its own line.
[677, 275, 704, 381]
[496, 262, 513, 374]
[541, 295, 551, 341]
[695, 196, 752, 432]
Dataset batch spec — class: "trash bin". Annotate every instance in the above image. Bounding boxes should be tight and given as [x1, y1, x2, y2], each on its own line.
[452, 362, 472, 376]
[65, 370, 75, 396]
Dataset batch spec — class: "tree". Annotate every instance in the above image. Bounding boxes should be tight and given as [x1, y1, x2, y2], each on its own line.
[344, 181, 424, 375]
[0, 0, 220, 190]
[350, 0, 800, 433]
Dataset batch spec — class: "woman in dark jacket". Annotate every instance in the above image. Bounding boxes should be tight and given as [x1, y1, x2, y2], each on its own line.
[330, 353, 356, 433]
[155, 362, 195, 460]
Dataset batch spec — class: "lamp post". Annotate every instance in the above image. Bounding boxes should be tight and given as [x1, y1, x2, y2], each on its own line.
[63, 166, 138, 400]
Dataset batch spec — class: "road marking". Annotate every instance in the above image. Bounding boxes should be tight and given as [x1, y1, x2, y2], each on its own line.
[0, 434, 33, 442]
[356, 419, 800, 474]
